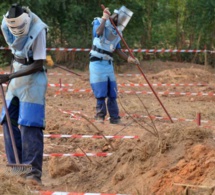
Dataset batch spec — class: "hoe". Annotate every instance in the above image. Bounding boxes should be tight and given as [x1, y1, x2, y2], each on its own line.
[0, 84, 32, 175]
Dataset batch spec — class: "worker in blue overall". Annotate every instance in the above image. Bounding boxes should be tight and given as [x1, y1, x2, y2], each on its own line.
[89, 6, 140, 124]
[0, 4, 48, 185]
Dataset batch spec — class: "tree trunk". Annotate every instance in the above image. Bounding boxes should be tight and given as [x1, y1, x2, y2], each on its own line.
[191, 32, 202, 63]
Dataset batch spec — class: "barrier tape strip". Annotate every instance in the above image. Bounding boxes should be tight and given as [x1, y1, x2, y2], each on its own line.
[0, 83, 73, 88]
[120, 49, 207, 53]
[44, 134, 138, 139]
[0, 153, 112, 157]
[50, 83, 208, 87]
[59, 108, 215, 130]
[58, 109, 212, 125]
[0, 134, 138, 139]
[55, 88, 215, 97]
[59, 109, 83, 120]
[43, 153, 112, 157]
[117, 83, 208, 87]
[47, 73, 77, 76]
[123, 113, 211, 124]
[33, 191, 128, 195]
[1, 83, 208, 88]
[118, 90, 215, 96]
[0, 46, 208, 53]
[48, 84, 73, 87]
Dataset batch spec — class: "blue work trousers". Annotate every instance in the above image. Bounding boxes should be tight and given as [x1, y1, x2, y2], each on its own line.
[96, 97, 119, 119]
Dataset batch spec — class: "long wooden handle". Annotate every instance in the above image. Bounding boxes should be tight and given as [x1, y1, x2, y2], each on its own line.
[0, 84, 20, 164]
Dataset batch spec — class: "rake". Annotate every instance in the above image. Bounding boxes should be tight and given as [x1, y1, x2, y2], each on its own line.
[0, 84, 32, 175]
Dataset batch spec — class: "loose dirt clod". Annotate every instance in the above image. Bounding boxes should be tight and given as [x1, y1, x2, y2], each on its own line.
[48, 157, 80, 178]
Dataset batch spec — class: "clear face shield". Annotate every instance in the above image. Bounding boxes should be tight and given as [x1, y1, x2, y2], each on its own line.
[4, 12, 31, 37]
[115, 6, 133, 31]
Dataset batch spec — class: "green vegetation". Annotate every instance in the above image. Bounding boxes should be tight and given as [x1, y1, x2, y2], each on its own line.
[0, 0, 215, 68]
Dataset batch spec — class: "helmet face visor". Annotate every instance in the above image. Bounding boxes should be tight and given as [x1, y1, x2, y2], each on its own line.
[117, 6, 133, 31]
[4, 12, 31, 36]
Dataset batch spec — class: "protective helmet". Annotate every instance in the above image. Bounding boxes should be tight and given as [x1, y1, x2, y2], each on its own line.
[114, 6, 133, 31]
[4, 4, 31, 37]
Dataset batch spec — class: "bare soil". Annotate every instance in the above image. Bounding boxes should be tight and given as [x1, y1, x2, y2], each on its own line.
[1, 60, 215, 195]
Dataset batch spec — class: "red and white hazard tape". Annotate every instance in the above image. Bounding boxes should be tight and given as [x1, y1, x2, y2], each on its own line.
[58, 109, 83, 120]
[118, 91, 215, 96]
[46, 48, 207, 53]
[0, 71, 75, 76]
[118, 73, 141, 77]
[125, 49, 206, 53]
[59, 108, 212, 124]
[48, 83, 73, 87]
[1, 82, 208, 88]
[118, 83, 208, 87]
[0, 46, 208, 53]
[33, 191, 128, 195]
[61, 88, 92, 93]
[48, 72, 75, 76]
[1, 83, 73, 88]
[45, 134, 138, 139]
[43, 153, 112, 157]
[56, 88, 215, 97]
[118, 90, 215, 96]
[123, 114, 211, 124]
[0, 134, 138, 139]
[55, 88, 92, 94]
[0, 153, 112, 157]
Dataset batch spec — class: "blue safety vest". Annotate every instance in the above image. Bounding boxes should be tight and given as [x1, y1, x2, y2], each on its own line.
[90, 18, 122, 61]
[0, 11, 48, 128]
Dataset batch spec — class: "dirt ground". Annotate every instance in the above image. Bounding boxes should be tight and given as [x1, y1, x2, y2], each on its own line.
[1, 60, 215, 195]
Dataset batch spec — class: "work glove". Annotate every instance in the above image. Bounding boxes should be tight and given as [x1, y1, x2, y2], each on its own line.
[0, 74, 10, 84]
[46, 55, 54, 67]
[127, 55, 140, 65]
[102, 8, 111, 20]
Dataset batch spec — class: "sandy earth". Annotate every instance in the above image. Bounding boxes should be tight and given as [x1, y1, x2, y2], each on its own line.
[0, 60, 215, 194]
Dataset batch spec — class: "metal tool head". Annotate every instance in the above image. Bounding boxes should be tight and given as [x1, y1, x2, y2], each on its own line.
[6, 164, 32, 175]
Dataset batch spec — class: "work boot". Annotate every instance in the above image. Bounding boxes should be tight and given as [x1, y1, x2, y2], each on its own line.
[94, 115, 105, 123]
[110, 116, 121, 124]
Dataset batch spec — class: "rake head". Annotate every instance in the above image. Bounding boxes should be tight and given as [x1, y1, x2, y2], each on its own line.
[5, 164, 32, 176]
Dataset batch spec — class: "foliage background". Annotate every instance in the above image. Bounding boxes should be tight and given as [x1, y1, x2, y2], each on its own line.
[0, 0, 215, 69]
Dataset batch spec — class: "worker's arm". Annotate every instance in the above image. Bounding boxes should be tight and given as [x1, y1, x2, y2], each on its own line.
[115, 49, 129, 61]
[115, 48, 140, 65]
[96, 8, 110, 36]
[9, 60, 44, 79]
[0, 59, 44, 84]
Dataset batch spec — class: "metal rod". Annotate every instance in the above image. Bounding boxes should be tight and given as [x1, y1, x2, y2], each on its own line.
[101, 4, 173, 123]
[0, 84, 20, 164]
